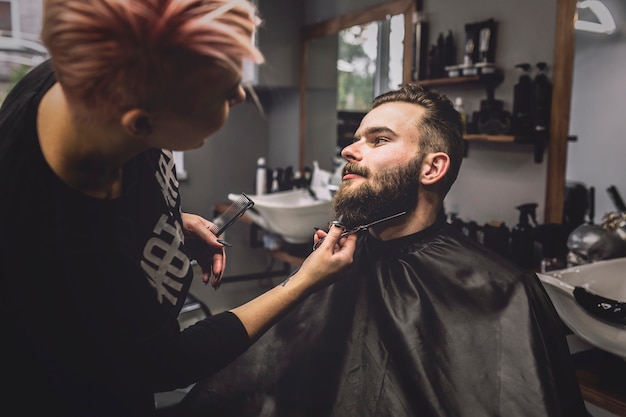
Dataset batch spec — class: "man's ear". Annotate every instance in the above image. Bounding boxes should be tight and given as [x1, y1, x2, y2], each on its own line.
[121, 109, 153, 137]
[421, 152, 450, 186]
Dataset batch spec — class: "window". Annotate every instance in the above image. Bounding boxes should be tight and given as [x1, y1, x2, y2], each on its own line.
[337, 14, 405, 111]
[0, 1, 15, 34]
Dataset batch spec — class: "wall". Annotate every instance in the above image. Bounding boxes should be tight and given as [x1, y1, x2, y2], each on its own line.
[414, 0, 557, 227]
[180, 0, 305, 223]
[567, 0, 626, 220]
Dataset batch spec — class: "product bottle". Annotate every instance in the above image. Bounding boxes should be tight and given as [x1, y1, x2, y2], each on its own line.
[510, 203, 538, 269]
[256, 157, 267, 195]
[444, 30, 456, 67]
[531, 62, 552, 135]
[454, 97, 467, 134]
[482, 221, 510, 259]
[512, 63, 532, 136]
[270, 169, 280, 193]
[436, 32, 446, 77]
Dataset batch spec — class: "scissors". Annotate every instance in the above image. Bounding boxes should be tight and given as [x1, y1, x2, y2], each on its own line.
[312, 211, 407, 251]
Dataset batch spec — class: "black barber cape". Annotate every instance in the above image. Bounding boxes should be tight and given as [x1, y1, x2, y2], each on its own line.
[178, 220, 587, 417]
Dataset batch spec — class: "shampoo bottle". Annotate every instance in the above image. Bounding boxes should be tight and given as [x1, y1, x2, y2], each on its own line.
[444, 30, 456, 67]
[531, 62, 552, 135]
[512, 63, 532, 135]
[510, 203, 538, 269]
[256, 157, 267, 195]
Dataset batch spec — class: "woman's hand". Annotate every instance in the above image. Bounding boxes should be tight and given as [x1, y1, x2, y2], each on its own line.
[230, 223, 357, 341]
[291, 222, 357, 294]
[181, 212, 226, 288]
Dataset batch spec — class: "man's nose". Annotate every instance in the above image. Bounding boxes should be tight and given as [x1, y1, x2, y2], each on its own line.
[341, 141, 361, 161]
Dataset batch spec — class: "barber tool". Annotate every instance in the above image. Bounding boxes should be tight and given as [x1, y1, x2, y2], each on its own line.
[312, 211, 407, 251]
[210, 193, 255, 236]
[539, 273, 626, 326]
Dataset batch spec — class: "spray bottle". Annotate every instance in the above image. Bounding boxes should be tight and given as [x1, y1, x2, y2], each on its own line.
[510, 203, 538, 269]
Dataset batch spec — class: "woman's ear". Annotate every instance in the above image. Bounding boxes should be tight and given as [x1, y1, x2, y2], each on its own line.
[421, 152, 450, 186]
[121, 109, 153, 137]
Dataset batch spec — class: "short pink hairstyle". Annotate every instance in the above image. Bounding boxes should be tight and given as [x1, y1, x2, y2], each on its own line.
[41, 0, 264, 120]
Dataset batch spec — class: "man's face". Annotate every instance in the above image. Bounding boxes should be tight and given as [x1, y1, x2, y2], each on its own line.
[333, 102, 426, 230]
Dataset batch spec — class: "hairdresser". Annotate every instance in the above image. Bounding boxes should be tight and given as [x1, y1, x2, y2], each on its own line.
[0, 1, 356, 416]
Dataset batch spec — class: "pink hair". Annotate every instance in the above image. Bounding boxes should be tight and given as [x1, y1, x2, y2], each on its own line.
[41, 0, 263, 120]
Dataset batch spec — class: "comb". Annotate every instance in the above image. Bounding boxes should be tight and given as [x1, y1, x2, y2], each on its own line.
[211, 193, 255, 236]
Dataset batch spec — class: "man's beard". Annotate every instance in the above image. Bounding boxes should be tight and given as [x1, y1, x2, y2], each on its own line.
[332, 156, 423, 230]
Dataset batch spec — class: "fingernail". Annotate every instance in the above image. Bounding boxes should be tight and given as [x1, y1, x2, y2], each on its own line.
[217, 239, 232, 247]
[313, 227, 321, 231]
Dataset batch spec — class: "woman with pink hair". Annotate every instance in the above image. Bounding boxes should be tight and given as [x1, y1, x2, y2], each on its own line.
[0, 1, 356, 416]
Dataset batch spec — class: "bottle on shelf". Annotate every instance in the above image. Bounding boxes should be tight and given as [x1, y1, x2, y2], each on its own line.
[256, 157, 267, 195]
[444, 30, 456, 68]
[512, 63, 532, 136]
[510, 203, 538, 269]
[454, 97, 467, 134]
[531, 62, 552, 135]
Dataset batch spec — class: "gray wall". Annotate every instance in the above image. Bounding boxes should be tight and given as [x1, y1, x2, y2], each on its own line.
[179, 100, 268, 218]
[567, 0, 626, 220]
[424, 0, 556, 226]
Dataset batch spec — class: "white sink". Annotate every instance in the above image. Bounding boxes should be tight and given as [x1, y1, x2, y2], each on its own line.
[229, 189, 335, 244]
[538, 257, 626, 359]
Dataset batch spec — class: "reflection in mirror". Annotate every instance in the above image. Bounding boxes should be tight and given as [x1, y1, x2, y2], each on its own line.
[299, 0, 416, 173]
[337, 14, 404, 111]
[305, 14, 406, 173]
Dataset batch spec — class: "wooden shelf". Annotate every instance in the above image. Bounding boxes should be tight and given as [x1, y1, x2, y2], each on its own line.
[464, 134, 515, 142]
[462, 134, 548, 163]
[414, 71, 504, 94]
[417, 75, 483, 87]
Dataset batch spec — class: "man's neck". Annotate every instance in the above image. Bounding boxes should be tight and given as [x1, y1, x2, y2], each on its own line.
[369, 202, 440, 241]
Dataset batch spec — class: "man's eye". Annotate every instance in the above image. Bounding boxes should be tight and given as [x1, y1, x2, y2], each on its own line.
[374, 136, 389, 145]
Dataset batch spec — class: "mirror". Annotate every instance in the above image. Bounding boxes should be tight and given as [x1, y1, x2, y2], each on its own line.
[298, 0, 416, 173]
[302, 16, 406, 172]
[298, 0, 577, 224]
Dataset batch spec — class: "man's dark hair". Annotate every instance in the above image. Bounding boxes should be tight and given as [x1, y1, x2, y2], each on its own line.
[372, 83, 464, 196]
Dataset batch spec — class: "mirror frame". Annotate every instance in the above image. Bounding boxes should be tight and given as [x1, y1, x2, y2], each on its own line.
[298, 0, 577, 224]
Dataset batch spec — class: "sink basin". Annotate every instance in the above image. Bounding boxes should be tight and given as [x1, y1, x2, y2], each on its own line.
[229, 189, 335, 244]
[538, 257, 626, 359]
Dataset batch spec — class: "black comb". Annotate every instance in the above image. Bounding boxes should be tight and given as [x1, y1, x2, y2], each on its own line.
[211, 193, 254, 236]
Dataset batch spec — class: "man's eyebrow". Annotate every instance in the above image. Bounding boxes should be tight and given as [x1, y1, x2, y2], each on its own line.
[354, 126, 398, 139]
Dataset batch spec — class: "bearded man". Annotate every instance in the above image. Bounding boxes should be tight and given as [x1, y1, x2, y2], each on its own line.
[177, 84, 587, 417]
